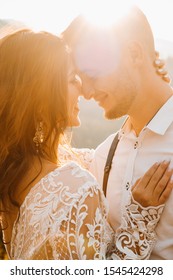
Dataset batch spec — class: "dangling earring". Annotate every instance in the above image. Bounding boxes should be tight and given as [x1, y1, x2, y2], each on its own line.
[153, 51, 171, 83]
[33, 121, 44, 153]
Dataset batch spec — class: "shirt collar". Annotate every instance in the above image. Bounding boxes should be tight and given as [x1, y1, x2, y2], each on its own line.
[147, 95, 173, 135]
[119, 116, 131, 138]
[119, 95, 173, 136]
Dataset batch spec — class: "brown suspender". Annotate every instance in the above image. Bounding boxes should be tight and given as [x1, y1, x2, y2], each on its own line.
[103, 133, 119, 196]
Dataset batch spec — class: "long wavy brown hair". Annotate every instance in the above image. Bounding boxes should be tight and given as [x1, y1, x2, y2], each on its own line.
[0, 30, 69, 213]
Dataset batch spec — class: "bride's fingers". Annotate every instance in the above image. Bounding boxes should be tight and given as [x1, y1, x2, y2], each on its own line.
[133, 162, 161, 190]
[131, 178, 140, 191]
[158, 179, 173, 205]
[149, 167, 173, 205]
[153, 59, 165, 68]
[132, 161, 171, 207]
[131, 163, 160, 204]
[145, 160, 171, 191]
[153, 167, 173, 196]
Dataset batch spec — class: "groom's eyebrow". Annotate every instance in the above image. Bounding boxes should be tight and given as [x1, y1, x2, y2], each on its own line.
[80, 69, 99, 78]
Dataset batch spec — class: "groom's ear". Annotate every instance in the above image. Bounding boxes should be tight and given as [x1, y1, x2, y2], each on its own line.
[127, 40, 144, 66]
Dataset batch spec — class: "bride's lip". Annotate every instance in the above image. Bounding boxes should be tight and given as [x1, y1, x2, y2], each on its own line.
[74, 106, 80, 111]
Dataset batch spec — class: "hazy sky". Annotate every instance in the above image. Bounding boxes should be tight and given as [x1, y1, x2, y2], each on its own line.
[0, 0, 173, 42]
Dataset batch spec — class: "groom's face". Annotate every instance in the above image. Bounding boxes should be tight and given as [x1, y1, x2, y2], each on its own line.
[74, 30, 137, 119]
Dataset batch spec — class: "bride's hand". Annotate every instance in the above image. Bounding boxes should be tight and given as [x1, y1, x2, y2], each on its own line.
[131, 161, 173, 207]
[154, 51, 171, 83]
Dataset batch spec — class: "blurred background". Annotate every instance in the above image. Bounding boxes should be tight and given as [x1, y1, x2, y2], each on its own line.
[1, 0, 173, 259]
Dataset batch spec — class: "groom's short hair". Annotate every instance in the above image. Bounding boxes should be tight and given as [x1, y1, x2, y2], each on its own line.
[62, 6, 155, 60]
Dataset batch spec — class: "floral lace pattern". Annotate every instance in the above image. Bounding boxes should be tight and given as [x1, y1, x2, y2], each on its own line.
[9, 158, 164, 259]
[109, 196, 164, 259]
[58, 145, 95, 170]
[10, 162, 109, 259]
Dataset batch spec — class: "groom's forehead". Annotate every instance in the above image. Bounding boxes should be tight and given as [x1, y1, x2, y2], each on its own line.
[74, 30, 121, 77]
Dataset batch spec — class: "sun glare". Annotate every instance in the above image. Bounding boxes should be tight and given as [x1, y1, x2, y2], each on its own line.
[82, 0, 134, 28]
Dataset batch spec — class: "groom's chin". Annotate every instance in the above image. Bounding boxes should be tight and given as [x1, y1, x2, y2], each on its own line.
[104, 109, 121, 120]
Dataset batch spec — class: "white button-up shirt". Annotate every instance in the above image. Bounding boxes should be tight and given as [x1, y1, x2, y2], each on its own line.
[90, 95, 173, 259]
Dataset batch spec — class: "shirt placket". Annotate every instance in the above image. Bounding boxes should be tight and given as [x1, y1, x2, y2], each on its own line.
[121, 132, 143, 207]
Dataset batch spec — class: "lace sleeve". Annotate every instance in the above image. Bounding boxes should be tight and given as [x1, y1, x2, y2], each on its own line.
[49, 184, 109, 260]
[107, 195, 164, 260]
[58, 145, 95, 170]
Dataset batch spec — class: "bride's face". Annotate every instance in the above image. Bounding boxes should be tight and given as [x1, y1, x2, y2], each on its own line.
[67, 60, 82, 126]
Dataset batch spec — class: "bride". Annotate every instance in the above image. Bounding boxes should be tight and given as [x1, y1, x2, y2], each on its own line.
[0, 29, 172, 260]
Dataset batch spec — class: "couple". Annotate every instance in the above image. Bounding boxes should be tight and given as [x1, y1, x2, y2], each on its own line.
[0, 7, 172, 260]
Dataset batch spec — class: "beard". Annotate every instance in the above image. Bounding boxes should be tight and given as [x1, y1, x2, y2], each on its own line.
[104, 78, 137, 120]
[104, 108, 124, 120]
[104, 101, 129, 120]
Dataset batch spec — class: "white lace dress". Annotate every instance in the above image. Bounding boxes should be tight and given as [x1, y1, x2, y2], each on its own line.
[9, 147, 164, 260]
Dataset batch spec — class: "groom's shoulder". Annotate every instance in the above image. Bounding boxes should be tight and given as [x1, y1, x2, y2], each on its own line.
[94, 132, 118, 159]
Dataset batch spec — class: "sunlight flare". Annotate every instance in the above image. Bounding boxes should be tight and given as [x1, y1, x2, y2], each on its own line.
[82, 0, 134, 29]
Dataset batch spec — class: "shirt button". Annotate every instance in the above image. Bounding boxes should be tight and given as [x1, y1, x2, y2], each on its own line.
[134, 141, 138, 149]
[126, 182, 130, 190]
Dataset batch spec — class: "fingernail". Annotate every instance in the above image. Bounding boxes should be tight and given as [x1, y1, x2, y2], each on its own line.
[170, 175, 173, 183]
[163, 160, 171, 165]
[157, 160, 170, 164]
[168, 167, 173, 172]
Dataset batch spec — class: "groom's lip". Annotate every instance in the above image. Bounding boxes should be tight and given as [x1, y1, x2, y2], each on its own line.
[94, 93, 108, 105]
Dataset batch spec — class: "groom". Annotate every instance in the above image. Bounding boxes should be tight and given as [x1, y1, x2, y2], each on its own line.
[63, 6, 173, 259]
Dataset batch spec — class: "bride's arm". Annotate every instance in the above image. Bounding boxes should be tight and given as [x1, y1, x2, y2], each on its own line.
[67, 184, 108, 259]
[108, 161, 173, 259]
[48, 181, 109, 260]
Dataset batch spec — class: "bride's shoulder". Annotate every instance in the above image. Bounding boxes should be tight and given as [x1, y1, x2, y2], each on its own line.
[58, 144, 95, 169]
[59, 161, 96, 181]
[51, 161, 99, 193]
[22, 162, 100, 215]
[26, 162, 98, 205]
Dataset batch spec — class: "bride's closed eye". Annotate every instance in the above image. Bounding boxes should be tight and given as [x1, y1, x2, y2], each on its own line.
[70, 74, 82, 85]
